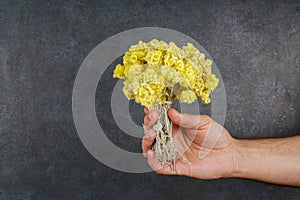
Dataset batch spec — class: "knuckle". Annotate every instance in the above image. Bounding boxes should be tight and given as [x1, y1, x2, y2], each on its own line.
[144, 129, 157, 138]
[141, 139, 148, 150]
[143, 135, 155, 141]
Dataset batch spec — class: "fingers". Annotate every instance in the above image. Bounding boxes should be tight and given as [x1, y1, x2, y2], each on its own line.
[147, 150, 188, 176]
[142, 108, 159, 157]
[143, 110, 159, 131]
[142, 129, 156, 157]
[147, 150, 175, 175]
[143, 107, 189, 176]
[144, 107, 149, 114]
[168, 108, 212, 129]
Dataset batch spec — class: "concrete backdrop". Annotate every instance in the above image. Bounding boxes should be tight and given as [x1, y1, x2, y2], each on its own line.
[1, 0, 300, 199]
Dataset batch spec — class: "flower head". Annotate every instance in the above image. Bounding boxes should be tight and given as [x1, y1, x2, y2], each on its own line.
[113, 39, 219, 108]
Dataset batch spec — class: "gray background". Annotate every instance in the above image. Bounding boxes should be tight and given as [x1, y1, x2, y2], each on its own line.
[1, 0, 300, 199]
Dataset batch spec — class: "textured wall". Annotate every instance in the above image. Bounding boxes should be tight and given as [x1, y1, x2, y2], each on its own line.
[1, 0, 300, 199]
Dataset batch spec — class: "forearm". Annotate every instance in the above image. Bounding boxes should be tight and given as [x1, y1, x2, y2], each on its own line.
[232, 135, 300, 187]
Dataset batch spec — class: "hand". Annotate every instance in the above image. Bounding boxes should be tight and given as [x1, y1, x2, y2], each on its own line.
[142, 108, 237, 179]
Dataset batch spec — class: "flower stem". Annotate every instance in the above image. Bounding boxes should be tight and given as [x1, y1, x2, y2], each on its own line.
[151, 103, 191, 170]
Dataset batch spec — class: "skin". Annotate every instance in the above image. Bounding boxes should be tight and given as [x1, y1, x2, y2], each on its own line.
[142, 108, 300, 187]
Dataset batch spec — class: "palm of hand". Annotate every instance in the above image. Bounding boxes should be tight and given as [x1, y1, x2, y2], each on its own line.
[170, 116, 235, 179]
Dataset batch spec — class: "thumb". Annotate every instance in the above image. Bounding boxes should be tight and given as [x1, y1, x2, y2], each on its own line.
[168, 108, 211, 129]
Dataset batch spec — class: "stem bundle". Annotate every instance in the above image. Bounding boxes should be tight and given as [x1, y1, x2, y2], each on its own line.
[151, 103, 191, 170]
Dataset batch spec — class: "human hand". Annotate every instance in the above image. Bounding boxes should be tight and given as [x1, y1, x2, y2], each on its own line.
[142, 108, 237, 179]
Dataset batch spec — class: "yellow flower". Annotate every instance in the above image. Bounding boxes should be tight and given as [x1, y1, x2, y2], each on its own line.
[129, 41, 145, 51]
[133, 84, 165, 108]
[133, 50, 146, 60]
[113, 64, 125, 79]
[161, 65, 182, 87]
[144, 67, 165, 85]
[157, 95, 168, 104]
[201, 88, 210, 97]
[173, 60, 185, 72]
[123, 80, 134, 99]
[202, 97, 211, 104]
[145, 50, 163, 65]
[179, 90, 197, 104]
[202, 59, 212, 74]
[113, 39, 219, 107]
[205, 74, 219, 90]
[182, 43, 198, 57]
[164, 53, 178, 67]
[130, 53, 138, 64]
[199, 53, 205, 60]
[136, 87, 148, 98]
[125, 64, 144, 79]
[146, 39, 169, 51]
[205, 59, 212, 66]
[192, 79, 205, 95]
[123, 52, 131, 65]
[167, 42, 181, 55]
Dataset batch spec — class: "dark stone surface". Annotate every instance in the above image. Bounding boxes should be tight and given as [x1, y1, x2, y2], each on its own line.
[1, 0, 300, 199]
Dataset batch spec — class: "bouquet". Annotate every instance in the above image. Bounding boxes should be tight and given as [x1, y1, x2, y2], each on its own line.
[113, 39, 219, 169]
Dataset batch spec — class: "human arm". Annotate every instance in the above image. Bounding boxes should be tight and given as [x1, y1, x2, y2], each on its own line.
[233, 136, 300, 186]
[142, 108, 300, 187]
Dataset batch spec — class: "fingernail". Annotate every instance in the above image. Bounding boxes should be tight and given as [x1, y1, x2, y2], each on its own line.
[149, 111, 158, 120]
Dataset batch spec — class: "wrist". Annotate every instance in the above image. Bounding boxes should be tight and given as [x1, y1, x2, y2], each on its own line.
[231, 139, 262, 179]
[221, 138, 244, 179]
[231, 139, 245, 178]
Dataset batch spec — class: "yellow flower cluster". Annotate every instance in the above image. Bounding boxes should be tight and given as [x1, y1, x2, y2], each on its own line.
[113, 39, 219, 108]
